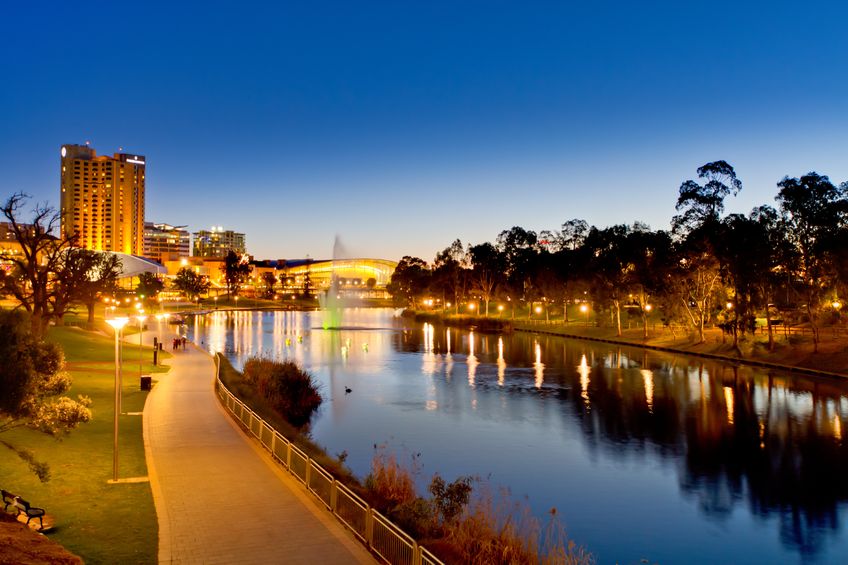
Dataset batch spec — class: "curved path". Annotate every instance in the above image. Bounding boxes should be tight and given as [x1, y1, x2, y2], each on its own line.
[142, 330, 374, 564]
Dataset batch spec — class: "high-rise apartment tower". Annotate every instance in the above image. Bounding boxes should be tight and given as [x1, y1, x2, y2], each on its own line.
[60, 144, 145, 255]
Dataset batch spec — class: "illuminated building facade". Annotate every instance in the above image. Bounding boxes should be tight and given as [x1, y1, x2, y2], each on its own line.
[59, 144, 145, 255]
[192, 227, 246, 258]
[0, 222, 25, 270]
[143, 222, 190, 263]
[273, 258, 397, 298]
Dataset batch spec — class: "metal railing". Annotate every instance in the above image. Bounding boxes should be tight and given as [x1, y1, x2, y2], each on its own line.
[213, 354, 444, 565]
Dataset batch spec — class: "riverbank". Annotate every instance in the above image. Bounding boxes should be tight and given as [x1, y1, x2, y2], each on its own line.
[406, 311, 848, 379]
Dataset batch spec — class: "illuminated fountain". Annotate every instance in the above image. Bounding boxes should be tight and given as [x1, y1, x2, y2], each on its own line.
[319, 235, 347, 330]
[320, 273, 344, 329]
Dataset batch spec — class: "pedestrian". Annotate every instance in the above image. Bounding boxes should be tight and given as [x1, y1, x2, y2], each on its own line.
[181, 336, 187, 349]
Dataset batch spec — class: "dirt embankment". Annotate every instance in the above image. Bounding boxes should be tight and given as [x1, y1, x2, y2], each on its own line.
[0, 513, 82, 565]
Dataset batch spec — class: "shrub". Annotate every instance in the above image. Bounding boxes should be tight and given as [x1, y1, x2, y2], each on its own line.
[364, 447, 594, 565]
[242, 356, 322, 427]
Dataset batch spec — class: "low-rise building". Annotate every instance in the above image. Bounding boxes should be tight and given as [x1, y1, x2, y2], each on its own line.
[192, 227, 246, 258]
[143, 222, 190, 263]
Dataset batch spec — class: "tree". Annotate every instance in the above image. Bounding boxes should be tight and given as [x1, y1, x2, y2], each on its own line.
[559, 218, 589, 251]
[261, 271, 277, 299]
[71, 250, 123, 326]
[714, 214, 774, 353]
[173, 267, 210, 300]
[386, 256, 431, 308]
[432, 240, 468, 314]
[0, 193, 78, 337]
[776, 172, 848, 351]
[0, 310, 92, 481]
[671, 233, 722, 344]
[625, 228, 674, 338]
[672, 160, 742, 234]
[468, 243, 504, 316]
[669, 162, 742, 342]
[584, 225, 632, 336]
[136, 271, 164, 302]
[221, 250, 251, 298]
[496, 227, 539, 318]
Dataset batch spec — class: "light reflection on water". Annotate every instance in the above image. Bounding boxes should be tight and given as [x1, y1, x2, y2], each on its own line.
[187, 309, 848, 565]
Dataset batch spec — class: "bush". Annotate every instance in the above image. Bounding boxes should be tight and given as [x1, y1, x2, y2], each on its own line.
[364, 446, 594, 565]
[242, 356, 322, 428]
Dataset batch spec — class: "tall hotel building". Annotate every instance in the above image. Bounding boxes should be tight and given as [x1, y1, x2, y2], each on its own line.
[60, 144, 145, 255]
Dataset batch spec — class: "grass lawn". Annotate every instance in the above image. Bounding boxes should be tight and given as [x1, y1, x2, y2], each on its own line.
[0, 324, 171, 564]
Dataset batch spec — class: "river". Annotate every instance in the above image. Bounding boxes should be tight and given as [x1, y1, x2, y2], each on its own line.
[186, 308, 848, 564]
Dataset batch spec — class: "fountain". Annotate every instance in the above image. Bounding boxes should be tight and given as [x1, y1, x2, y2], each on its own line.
[319, 235, 348, 330]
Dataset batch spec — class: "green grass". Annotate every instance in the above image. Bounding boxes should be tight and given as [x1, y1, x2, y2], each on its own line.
[0, 325, 165, 564]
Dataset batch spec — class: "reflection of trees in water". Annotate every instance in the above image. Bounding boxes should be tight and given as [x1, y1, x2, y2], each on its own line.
[400, 325, 848, 557]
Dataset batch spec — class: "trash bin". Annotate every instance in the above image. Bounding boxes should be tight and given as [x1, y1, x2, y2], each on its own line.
[140, 375, 152, 391]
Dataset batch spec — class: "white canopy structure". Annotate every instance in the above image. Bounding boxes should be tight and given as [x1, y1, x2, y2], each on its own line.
[107, 252, 167, 278]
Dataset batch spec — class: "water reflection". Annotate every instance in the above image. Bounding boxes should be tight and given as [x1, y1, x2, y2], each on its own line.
[187, 310, 848, 563]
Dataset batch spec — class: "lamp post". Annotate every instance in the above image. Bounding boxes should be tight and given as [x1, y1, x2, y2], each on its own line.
[580, 303, 589, 327]
[105, 317, 129, 482]
[134, 313, 147, 380]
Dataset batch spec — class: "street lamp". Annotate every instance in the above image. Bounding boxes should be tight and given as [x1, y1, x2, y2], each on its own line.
[580, 303, 589, 326]
[134, 312, 147, 395]
[105, 317, 129, 482]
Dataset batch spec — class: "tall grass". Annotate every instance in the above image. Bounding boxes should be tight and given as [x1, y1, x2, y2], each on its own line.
[365, 446, 594, 565]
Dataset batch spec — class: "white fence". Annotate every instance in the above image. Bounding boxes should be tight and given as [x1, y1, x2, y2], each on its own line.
[213, 354, 444, 565]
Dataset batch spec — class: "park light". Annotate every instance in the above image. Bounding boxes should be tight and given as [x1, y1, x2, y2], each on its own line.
[645, 304, 653, 312]
[446, 302, 452, 308]
[833, 300, 842, 310]
[580, 304, 588, 313]
[726, 302, 734, 310]
[498, 304, 504, 312]
[468, 303, 476, 311]
[535, 306, 542, 314]
[105, 317, 129, 482]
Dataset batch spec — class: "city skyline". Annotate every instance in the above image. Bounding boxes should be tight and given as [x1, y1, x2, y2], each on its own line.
[3, 1, 848, 261]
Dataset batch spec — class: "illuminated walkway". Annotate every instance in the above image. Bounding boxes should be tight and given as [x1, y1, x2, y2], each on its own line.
[142, 329, 374, 564]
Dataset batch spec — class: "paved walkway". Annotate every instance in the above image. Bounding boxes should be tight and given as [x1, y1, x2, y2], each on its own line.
[142, 328, 375, 564]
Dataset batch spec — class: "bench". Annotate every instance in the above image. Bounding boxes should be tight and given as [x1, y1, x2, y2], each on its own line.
[1, 489, 46, 530]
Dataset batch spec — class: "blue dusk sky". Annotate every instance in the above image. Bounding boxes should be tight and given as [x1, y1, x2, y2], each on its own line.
[2, 1, 847, 262]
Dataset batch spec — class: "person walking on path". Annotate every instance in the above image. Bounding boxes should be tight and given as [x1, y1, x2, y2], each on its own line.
[143, 334, 374, 563]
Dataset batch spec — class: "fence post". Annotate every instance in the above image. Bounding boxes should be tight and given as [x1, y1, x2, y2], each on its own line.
[305, 458, 312, 486]
[270, 431, 276, 458]
[365, 508, 374, 548]
[413, 542, 421, 565]
[330, 480, 338, 512]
